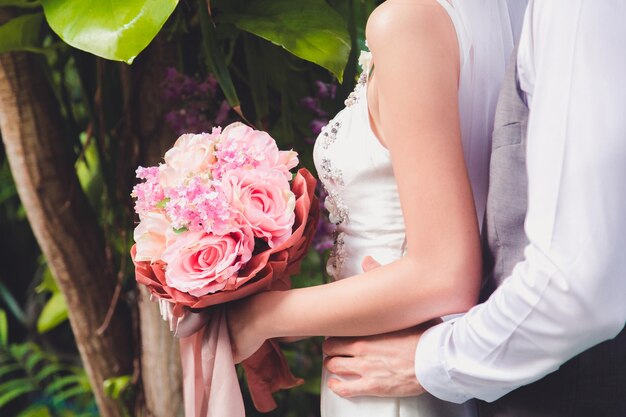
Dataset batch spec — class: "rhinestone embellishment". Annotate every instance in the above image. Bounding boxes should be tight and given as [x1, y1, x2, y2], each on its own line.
[325, 190, 349, 225]
[327, 231, 347, 279]
[316, 48, 375, 279]
[344, 72, 368, 107]
[320, 157, 344, 186]
[320, 119, 342, 149]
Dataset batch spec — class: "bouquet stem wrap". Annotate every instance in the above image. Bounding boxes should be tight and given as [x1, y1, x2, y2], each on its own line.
[179, 308, 242, 417]
[179, 307, 303, 417]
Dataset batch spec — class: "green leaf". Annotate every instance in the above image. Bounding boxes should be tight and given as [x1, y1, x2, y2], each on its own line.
[75, 133, 100, 188]
[0, 309, 7, 347]
[0, 281, 26, 326]
[52, 384, 91, 403]
[0, 363, 21, 378]
[220, 0, 350, 81]
[8, 343, 30, 361]
[17, 405, 53, 417]
[34, 363, 69, 381]
[0, 378, 38, 407]
[155, 198, 170, 209]
[44, 374, 85, 394]
[198, 1, 240, 110]
[0, 12, 44, 54]
[103, 375, 131, 400]
[37, 292, 68, 333]
[40, 0, 179, 64]
[24, 350, 46, 374]
[243, 34, 269, 127]
[75, 133, 103, 207]
[35, 265, 58, 294]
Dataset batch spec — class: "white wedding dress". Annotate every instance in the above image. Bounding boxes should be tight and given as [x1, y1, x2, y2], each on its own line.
[312, 1, 527, 416]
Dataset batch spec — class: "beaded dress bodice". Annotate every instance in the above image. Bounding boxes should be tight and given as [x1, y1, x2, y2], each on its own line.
[313, 56, 408, 282]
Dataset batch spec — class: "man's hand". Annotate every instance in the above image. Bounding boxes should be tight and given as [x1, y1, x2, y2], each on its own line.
[322, 256, 434, 398]
[323, 325, 432, 398]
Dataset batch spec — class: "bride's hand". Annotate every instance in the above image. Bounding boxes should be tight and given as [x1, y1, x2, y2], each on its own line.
[226, 296, 267, 364]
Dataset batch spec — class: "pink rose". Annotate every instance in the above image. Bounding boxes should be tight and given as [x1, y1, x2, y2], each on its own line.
[161, 228, 254, 296]
[223, 168, 296, 248]
[276, 150, 299, 174]
[160, 132, 218, 188]
[219, 123, 298, 180]
[133, 211, 170, 263]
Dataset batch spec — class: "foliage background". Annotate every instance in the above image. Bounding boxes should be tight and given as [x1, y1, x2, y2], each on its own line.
[0, 0, 380, 416]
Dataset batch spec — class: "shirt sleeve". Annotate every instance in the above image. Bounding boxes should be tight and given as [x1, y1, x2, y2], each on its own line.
[414, 0, 626, 403]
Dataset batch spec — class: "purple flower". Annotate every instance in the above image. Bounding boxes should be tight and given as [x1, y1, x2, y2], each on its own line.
[310, 119, 328, 136]
[165, 111, 185, 135]
[311, 183, 335, 254]
[214, 100, 231, 126]
[315, 81, 337, 100]
[197, 76, 218, 97]
[162, 67, 229, 134]
[299, 97, 319, 113]
[312, 217, 335, 253]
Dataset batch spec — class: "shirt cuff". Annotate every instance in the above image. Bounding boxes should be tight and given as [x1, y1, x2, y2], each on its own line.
[414, 319, 471, 404]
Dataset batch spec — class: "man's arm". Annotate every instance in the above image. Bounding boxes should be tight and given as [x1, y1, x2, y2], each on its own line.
[324, 0, 626, 402]
[413, 0, 626, 403]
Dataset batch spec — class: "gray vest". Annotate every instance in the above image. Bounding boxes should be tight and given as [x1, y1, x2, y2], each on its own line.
[478, 51, 626, 417]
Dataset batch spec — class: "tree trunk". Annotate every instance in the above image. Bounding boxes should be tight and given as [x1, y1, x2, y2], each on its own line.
[0, 47, 132, 417]
[136, 287, 183, 417]
[122, 34, 184, 417]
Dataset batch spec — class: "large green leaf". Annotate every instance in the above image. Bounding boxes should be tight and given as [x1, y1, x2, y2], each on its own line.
[37, 293, 68, 334]
[220, 0, 350, 81]
[40, 0, 179, 63]
[0, 13, 44, 54]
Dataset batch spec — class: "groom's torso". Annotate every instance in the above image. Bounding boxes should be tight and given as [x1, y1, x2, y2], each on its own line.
[479, 51, 626, 417]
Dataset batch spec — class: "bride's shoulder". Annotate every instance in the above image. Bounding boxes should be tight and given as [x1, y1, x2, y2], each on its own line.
[366, 0, 456, 50]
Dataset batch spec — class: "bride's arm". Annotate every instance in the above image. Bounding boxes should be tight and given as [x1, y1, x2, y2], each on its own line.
[229, 1, 482, 361]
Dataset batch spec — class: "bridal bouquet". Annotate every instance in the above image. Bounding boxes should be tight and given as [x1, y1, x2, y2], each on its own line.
[130, 122, 319, 417]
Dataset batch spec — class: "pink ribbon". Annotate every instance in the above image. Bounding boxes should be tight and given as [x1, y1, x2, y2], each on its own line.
[178, 307, 303, 417]
[179, 307, 245, 417]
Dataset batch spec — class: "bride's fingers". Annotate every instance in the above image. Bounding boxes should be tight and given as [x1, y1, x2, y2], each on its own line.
[361, 256, 382, 272]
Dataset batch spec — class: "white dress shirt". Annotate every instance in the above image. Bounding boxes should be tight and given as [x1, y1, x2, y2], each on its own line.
[414, 0, 626, 403]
